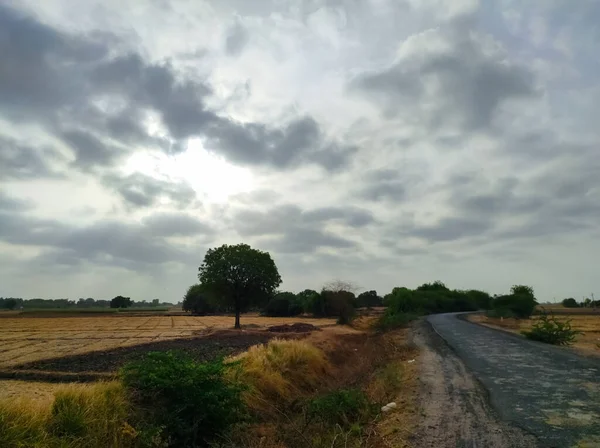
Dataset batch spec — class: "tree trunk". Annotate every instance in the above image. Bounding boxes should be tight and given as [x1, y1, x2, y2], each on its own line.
[234, 297, 241, 329]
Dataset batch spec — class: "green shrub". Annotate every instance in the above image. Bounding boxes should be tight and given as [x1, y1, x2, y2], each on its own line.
[492, 294, 537, 318]
[121, 351, 245, 447]
[522, 314, 582, 345]
[376, 311, 419, 332]
[308, 389, 374, 428]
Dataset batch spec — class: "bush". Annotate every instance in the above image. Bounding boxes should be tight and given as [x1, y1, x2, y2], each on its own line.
[308, 389, 373, 428]
[121, 351, 245, 446]
[562, 298, 579, 308]
[492, 294, 537, 318]
[376, 311, 419, 332]
[522, 314, 582, 345]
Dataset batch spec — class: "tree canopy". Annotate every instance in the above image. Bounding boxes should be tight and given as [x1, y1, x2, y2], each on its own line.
[198, 243, 281, 328]
[110, 296, 132, 309]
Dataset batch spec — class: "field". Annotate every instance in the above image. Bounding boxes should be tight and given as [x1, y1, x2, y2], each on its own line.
[467, 312, 600, 354]
[0, 314, 336, 369]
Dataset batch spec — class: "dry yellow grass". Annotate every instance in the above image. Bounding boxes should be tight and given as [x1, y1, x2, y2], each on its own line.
[0, 381, 133, 448]
[228, 339, 331, 413]
[468, 314, 600, 354]
[0, 314, 335, 368]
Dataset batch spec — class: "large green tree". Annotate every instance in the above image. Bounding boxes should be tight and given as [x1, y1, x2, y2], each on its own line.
[198, 243, 282, 328]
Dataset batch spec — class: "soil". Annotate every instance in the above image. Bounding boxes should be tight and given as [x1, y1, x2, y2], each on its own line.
[1, 331, 281, 382]
[411, 319, 538, 448]
[267, 322, 320, 333]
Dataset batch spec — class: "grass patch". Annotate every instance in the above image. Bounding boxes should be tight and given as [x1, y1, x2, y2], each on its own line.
[308, 389, 374, 428]
[0, 382, 134, 448]
[228, 339, 330, 413]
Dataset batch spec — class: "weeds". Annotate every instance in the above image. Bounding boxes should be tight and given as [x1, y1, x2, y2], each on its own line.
[522, 313, 582, 345]
[121, 351, 245, 446]
[307, 389, 374, 428]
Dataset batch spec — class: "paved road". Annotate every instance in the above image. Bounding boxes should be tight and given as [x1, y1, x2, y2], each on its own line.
[427, 313, 600, 448]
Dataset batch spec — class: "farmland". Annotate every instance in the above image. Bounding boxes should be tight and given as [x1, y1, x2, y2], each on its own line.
[467, 311, 600, 354]
[0, 314, 336, 369]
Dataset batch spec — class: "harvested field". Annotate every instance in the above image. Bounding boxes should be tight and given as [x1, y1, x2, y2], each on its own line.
[467, 313, 600, 355]
[0, 315, 335, 370]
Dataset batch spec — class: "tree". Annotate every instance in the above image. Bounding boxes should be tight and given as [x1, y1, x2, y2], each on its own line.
[356, 290, 382, 308]
[110, 296, 132, 309]
[198, 243, 282, 329]
[562, 298, 579, 308]
[264, 292, 302, 317]
[3, 298, 17, 310]
[511, 285, 535, 298]
[183, 284, 216, 315]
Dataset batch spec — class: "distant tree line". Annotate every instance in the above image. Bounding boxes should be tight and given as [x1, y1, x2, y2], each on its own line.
[561, 297, 600, 308]
[0, 297, 172, 310]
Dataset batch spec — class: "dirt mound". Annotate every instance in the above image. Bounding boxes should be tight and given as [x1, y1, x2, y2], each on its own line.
[267, 323, 320, 333]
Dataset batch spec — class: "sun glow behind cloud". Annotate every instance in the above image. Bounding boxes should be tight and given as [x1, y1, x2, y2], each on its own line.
[123, 139, 254, 203]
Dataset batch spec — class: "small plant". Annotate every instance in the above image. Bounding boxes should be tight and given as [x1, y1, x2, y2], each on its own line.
[121, 351, 246, 446]
[307, 389, 374, 428]
[522, 313, 582, 345]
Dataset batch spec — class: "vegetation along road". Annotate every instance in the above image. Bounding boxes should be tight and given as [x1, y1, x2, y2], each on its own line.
[427, 313, 600, 447]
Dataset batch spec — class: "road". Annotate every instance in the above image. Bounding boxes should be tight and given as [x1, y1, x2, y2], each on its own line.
[427, 313, 600, 448]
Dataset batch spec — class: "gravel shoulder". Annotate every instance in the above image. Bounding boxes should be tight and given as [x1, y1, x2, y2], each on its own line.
[426, 313, 600, 448]
[411, 319, 538, 448]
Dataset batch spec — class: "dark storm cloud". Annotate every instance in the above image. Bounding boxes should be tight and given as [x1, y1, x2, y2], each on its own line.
[0, 3, 352, 174]
[351, 28, 536, 130]
[102, 173, 198, 209]
[225, 21, 249, 56]
[0, 210, 211, 267]
[0, 136, 65, 180]
[231, 204, 373, 253]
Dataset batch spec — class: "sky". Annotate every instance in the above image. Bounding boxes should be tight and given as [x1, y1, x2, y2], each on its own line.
[1, 0, 599, 303]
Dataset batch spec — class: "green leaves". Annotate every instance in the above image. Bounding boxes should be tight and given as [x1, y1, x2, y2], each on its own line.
[198, 244, 282, 327]
[522, 313, 582, 345]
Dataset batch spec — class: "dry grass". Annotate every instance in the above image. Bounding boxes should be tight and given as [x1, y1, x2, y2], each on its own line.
[468, 314, 600, 354]
[0, 314, 335, 368]
[0, 381, 134, 448]
[228, 339, 331, 413]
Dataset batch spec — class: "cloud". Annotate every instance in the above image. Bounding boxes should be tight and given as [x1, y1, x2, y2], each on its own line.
[351, 27, 536, 131]
[225, 21, 249, 56]
[204, 116, 356, 171]
[142, 212, 214, 237]
[0, 192, 33, 211]
[0, 210, 207, 268]
[0, 136, 65, 180]
[0, 4, 353, 174]
[358, 168, 407, 201]
[231, 204, 372, 253]
[102, 172, 198, 209]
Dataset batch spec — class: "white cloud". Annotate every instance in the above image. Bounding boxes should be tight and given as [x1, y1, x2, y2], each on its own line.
[1, 0, 599, 302]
